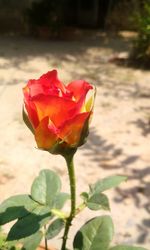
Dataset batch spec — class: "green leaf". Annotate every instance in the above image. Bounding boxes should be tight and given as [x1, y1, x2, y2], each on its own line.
[87, 193, 110, 211]
[0, 195, 38, 225]
[21, 231, 43, 250]
[22, 106, 34, 134]
[80, 192, 89, 202]
[73, 215, 114, 250]
[7, 206, 52, 241]
[46, 218, 64, 239]
[109, 245, 148, 250]
[53, 193, 70, 210]
[90, 176, 127, 194]
[31, 169, 61, 206]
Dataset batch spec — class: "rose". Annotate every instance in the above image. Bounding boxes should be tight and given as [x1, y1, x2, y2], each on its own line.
[23, 70, 95, 154]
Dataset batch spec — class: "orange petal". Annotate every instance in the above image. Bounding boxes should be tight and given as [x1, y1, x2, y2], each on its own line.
[35, 117, 58, 150]
[33, 95, 79, 127]
[59, 112, 91, 146]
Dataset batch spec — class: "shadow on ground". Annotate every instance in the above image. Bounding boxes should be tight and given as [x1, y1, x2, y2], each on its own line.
[81, 127, 150, 245]
[131, 118, 150, 137]
[0, 32, 131, 85]
[82, 127, 139, 169]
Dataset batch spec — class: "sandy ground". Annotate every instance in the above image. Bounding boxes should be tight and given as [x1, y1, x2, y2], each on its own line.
[0, 32, 150, 249]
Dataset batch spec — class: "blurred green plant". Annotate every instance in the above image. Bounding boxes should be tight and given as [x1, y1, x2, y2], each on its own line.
[0, 227, 19, 250]
[0, 171, 147, 250]
[105, 0, 137, 31]
[130, 0, 150, 66]
[24, 0, 66, 37]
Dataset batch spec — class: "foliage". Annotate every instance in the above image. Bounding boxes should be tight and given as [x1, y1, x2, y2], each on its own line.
[130, 0, 150, 66]
[0, 227, 19, 250]
[106, 0, 138, 31]
[25, 0, 66, 36]
[0, 170, 69, 249]
[0, 171, 147, 250]
[74, 216, 146, 250]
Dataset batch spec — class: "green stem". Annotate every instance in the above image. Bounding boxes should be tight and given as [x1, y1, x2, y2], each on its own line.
[76, 202, 86, 215]
[44, 225, 48, 250]
[61, 153, 76, 250]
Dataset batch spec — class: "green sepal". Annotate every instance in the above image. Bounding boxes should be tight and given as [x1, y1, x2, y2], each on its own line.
[22, 106, 34, 134]
[78, 113, 91, 147]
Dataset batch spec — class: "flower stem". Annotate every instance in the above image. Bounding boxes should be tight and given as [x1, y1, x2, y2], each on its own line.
[61, 153, 76, 250]
[44, 225, 48, 250]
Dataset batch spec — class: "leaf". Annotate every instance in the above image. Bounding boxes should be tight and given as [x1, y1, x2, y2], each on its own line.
[87, 193, 110, 211]
[0, 195, 38, 225]
[7, 206, 52, 241]
[109, 245, 148, 250]
[73, 215, 114, 250]
[80, 192, 89, 201]
[31, 169, 61, 206]
[46, 218, 64, 239]
[90, 176, 127, 194]
[21, 231, 43, 250]
[22, 106, 34, 134]
[53, 193, 70, 210]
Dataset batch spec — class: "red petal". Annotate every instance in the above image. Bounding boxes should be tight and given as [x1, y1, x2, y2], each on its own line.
[27, 70, 66, 98]
[33, 95, 80, 127]
[66, 80, 93, 102]
[28, 80, 46, 97]
[35, 117, 58, 150]
[23, 86, 39, 128]
[40, 70, 66, 92]
[59, 112, 90, 146]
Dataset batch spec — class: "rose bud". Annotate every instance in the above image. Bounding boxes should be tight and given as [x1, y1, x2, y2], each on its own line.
[23, 70, 95, 155]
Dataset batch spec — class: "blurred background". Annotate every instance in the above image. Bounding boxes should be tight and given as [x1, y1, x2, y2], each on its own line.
[0, 0, 150, 65]
[0, 0, 150, 249]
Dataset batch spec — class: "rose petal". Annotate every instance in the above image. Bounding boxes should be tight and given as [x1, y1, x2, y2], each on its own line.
[23, 86, 39, 128]
[67, 80, 93, 102]
[39, 70, 66, 94]
[59, 112, 91, 146]
[85, 86, 96, 112]
[28, 80, 46, 97]
[35, 116, 58, 150]
[26, 70, 66, 98]
[33, 95, 80, 127]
